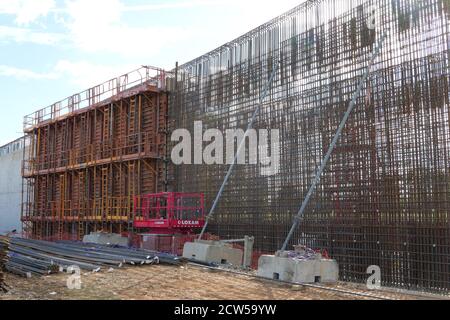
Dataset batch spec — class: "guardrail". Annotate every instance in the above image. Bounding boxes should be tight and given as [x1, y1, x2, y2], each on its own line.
[23, 66, 170, 131]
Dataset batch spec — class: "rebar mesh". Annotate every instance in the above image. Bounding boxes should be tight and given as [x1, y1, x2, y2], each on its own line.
[170, 0, 450, 292]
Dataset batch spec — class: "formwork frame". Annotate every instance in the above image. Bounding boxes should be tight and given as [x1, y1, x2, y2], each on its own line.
[22, 67, 171, 241]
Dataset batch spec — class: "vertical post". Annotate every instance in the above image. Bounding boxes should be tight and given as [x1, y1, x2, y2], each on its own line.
[243, 236, 255, 268]
[166, 62, 179, 193]
[21, 135, 26, 237]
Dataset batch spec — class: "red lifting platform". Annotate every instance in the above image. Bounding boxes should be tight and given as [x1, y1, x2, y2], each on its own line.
[133, 192, 205, 234]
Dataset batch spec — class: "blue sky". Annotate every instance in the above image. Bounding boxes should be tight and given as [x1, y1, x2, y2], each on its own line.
[0, 0, 302, 146]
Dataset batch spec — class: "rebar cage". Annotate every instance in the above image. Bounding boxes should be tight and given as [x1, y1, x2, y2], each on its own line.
[170, 0, 450, 293]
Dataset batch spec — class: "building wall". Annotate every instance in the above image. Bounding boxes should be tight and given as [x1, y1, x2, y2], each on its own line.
[0, 138, 26, 234]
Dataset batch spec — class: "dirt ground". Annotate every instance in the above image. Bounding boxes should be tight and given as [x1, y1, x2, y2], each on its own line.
[0, 264, 444, 300]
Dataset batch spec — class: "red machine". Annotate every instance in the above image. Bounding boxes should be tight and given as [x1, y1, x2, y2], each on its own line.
[133, 192, 205, 234]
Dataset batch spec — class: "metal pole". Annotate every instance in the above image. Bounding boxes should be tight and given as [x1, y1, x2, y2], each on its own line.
[281, 31, 388, 252]
[199, 59, 281, 240]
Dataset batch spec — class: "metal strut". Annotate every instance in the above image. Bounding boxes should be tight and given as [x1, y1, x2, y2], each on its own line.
[199, 59, 281, 240]
[280, 31, 388, 252]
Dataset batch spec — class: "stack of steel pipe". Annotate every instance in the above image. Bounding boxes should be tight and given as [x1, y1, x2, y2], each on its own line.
[0, 236, 9, 292]
[5, 238, 183, 278]
[56, 241, 184, 266]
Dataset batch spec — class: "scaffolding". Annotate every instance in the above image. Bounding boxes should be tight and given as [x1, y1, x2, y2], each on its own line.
[22, 66, 171, 241]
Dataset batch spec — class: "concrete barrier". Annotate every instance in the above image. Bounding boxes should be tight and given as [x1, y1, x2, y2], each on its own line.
[83, 232, 129, 247]
[257, 253, 339, 284]
[183, 240, 243, 266]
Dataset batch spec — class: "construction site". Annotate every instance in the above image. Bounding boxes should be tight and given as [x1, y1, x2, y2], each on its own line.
[1, 0, 450, 301]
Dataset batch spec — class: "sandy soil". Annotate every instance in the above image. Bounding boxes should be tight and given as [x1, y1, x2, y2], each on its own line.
[0, 264, 442, 300]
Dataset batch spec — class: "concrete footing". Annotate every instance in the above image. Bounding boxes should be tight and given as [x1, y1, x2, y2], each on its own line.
[83, 232, 129, 247]
[257, 252, 339, 284]
[183, 240, 243, 266]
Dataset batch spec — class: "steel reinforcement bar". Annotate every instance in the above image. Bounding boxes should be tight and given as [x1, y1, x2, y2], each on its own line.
[170, 0, 450, 293]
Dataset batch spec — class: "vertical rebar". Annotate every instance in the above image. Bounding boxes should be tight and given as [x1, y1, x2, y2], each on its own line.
[281, 31, 387, 251]
[199, 60, 281, 240]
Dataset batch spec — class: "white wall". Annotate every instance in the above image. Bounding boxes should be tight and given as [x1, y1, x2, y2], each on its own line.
[0, 141, 25, 234]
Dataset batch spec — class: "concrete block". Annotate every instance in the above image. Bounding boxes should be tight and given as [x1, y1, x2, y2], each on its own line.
[257, 255, 296, 282]
[257, 254, 339, 284]
[292, 259, 322, 283]
[83, 232, 129, 247]
[318, 259, 339, 283]
[183, 240, 243, 266]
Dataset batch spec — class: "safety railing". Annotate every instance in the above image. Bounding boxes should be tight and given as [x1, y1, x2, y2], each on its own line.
[133, 193, 205, 222]
[23, 66, 169, 131]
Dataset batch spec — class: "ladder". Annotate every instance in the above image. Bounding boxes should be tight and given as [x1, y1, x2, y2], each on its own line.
[61, 121, 67, 167]
[35, 221, 42, 241]
[129, 97, 136, 153]
[78, 221, 84, 241]
[80, 114, 87, 162]
[129, 97, 136, 136]
[103, 107, 110, 158]
[119, 101, 126, 155]
[59, 174, 66, 240]
[127, 162, 136, 233]
[158, 95, 168, 155]
[78, 171, 85, 240]
[101, 167, 109, 227]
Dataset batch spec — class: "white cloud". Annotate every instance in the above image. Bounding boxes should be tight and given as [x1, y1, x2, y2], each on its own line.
[54, 60, 136, 88]
[0, 0, 56, 26]
[0, 65, 58, 80]
[0, 0, 303, 57]
[0, 60, 136, 88]
[121, 0, 228, 12]
[213, 0, 304, 37]
[62, 0, 191, 58]
[0, 0, 308, 84]
[0, 25, 64, 45]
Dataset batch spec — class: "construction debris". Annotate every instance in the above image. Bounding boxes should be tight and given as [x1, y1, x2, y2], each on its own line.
[287, 246, 325, 261]
[4, 237, 183, 278]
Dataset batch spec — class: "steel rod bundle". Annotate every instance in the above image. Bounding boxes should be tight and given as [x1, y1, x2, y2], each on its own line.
[5, 238, 183, 278]
[56, 241, 183, 266]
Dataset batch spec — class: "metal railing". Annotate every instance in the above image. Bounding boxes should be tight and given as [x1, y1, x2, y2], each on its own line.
[23, 66, 170, 131]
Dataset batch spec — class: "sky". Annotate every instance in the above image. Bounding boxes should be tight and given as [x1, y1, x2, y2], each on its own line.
[0, 0, 303, 146]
